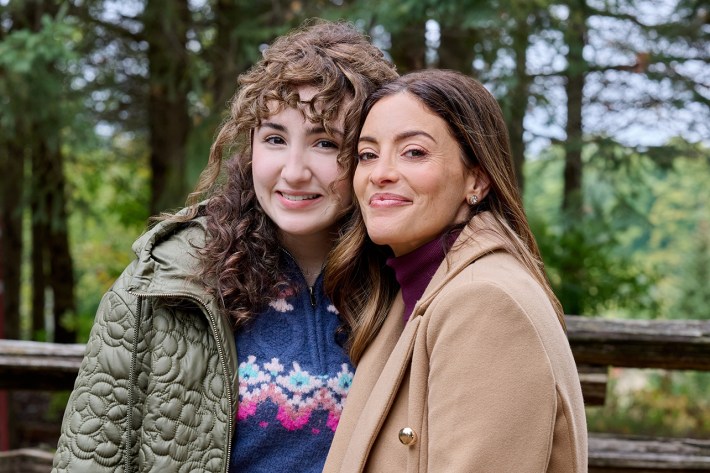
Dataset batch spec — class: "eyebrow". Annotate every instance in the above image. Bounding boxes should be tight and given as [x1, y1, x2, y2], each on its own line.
[260, 122, 344, 137]
[359, 130, 436, 145]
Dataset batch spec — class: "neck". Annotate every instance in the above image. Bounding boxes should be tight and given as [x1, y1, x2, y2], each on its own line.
[279, 231, 335, 286]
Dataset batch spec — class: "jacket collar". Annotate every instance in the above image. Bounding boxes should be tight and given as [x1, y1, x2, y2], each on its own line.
[411, 211, 508, 318]
[127, 207, 212, 305]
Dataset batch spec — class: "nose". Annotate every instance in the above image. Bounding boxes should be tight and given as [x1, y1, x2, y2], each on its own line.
[281, 148, 311, 184]
[368, 152, 399, 186]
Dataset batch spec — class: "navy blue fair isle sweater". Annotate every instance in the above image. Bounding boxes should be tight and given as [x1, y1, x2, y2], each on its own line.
[229, 254, 353, 472]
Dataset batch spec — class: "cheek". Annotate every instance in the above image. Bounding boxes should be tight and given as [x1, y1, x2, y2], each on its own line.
[250, 155, 274, 203]
[353, 166, 368, 205]
[250, 164, 267, 194]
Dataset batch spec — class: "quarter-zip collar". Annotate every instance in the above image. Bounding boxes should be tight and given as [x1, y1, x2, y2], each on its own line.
[279, 247, 325, 307]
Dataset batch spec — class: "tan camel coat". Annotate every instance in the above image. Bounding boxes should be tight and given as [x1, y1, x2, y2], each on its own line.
[324, 213, 587, 473]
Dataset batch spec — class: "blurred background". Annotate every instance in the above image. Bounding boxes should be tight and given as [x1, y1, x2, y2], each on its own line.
[0, 0, 708, 458]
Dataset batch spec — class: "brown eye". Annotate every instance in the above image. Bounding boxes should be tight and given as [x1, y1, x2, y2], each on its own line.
[404, 148, 426, 158]
[265, 136, 286, 145]
[357, 152, 378, 162]
[315, 139, 339, 149]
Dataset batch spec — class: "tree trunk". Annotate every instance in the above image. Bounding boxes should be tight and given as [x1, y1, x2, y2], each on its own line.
[30, 198, 48, 341]
[389, 20, 427, 74]
[562, 4, 586, 215]
[47, 149, 77, 343]
[0, 0, 46, 344]
[211, 0, 244, 110]
[560, 2, 588, 315]
[0, 139, 24, 341]
[144, 0, 191, 215]
[29, 132, 77, 343]
[437, 26, 478, 73]
[30, 134, 49, 340]
[507, 16, 531, 193]
[46, 144, 76, 344]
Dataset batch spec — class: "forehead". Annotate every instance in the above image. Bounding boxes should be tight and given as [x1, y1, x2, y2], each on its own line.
[363, 92, 449, 135]
[296, 86, 318, 103]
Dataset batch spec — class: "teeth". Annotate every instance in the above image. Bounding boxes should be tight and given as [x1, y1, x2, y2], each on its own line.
[281, 193, 319, 201]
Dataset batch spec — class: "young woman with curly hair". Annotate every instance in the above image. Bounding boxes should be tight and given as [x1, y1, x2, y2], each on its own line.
[52, 20, 397, 473]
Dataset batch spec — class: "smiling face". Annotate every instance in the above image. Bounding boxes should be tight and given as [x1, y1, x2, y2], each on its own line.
[354, 92, 480, 256]
[252, 86, 351, 245]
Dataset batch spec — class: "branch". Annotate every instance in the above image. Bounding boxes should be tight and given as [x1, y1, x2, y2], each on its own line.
[585, 5, 650, 28]
[65, 2, 143, 42]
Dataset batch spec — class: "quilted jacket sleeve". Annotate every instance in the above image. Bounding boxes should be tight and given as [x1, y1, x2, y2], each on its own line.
[52, 267, 141, 473]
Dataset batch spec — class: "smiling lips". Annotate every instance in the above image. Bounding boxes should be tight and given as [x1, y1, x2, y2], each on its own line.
[280, 192, 320, 201]
[368, 193, 412, 208]
[277, 191, 322, 208]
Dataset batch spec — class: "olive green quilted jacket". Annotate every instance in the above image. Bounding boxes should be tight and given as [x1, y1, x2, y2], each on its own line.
[52, 215, 238, 473]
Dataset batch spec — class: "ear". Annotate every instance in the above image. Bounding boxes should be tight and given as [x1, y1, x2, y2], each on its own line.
[464, 166, 491, 202]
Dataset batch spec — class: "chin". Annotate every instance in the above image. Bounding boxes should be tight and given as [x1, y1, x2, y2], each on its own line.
[367, 233, 393, 247]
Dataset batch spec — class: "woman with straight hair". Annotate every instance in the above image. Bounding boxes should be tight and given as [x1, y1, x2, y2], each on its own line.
[324, 69, 587, 472]
[52, 20, 397, 473]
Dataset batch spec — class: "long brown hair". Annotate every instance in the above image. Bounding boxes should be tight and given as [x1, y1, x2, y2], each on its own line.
[326, 69, 564, 363]
[173, 20, 397, 327]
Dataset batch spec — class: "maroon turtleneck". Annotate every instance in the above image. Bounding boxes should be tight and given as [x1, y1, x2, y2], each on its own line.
[386, 232, 459, 322]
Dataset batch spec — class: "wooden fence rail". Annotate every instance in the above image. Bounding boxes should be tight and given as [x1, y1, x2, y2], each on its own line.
[2, 315, 710, 471]
[0, 340, 83, 391]
[588, 433, 710, 472]
[2, 315, 710, 391]
[567, 316, 710, 370]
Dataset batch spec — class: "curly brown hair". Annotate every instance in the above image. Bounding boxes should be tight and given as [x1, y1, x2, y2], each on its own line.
[176, 19, 397, 328]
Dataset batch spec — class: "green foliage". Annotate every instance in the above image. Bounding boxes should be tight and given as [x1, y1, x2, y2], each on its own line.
[531, 214, 659, 316]
[65, 137, 150, 341]
[525, 139, 710, 319]
[587, 369, 710, 438]
[643, 152, 710, 320]
[0, 9, 77, 136]
[525, 143, 661, 317]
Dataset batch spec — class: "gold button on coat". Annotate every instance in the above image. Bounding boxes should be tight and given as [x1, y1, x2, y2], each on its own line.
[398, 427, 417, 446]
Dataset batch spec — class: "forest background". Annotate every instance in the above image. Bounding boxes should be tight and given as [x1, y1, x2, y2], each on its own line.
[0, 0, 708, 440]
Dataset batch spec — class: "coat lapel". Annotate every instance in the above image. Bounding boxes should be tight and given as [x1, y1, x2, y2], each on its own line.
[411, 213, 508, 319]
[341, 316, 422, 472]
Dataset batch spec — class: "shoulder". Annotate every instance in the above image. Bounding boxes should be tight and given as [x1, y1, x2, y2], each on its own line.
[126, 212, 210, 296]
[424, 251, 568, 365]
[133, 213, 208, 259]
[435, 251, 552, 316]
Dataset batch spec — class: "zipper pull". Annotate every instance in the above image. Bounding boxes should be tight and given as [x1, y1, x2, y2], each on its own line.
[308, 285, 316, 307]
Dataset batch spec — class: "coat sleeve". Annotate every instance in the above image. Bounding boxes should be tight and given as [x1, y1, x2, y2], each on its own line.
[424, 280, 559, 472]
[52, 280, 141, 473]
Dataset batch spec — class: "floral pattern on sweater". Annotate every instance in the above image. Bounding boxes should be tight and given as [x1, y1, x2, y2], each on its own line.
[238, 356, 353, 432]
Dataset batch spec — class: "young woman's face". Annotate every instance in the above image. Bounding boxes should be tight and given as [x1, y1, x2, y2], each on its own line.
[252, 86, 351, 243]
[354, 92, 477, 256]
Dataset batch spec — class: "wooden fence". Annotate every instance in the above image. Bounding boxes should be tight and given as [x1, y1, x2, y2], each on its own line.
[0, 315, 709, 471]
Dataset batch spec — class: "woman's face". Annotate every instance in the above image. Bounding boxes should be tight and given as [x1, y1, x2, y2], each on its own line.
[354, 92, 477, 256]
[252, 86, 351, 244]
